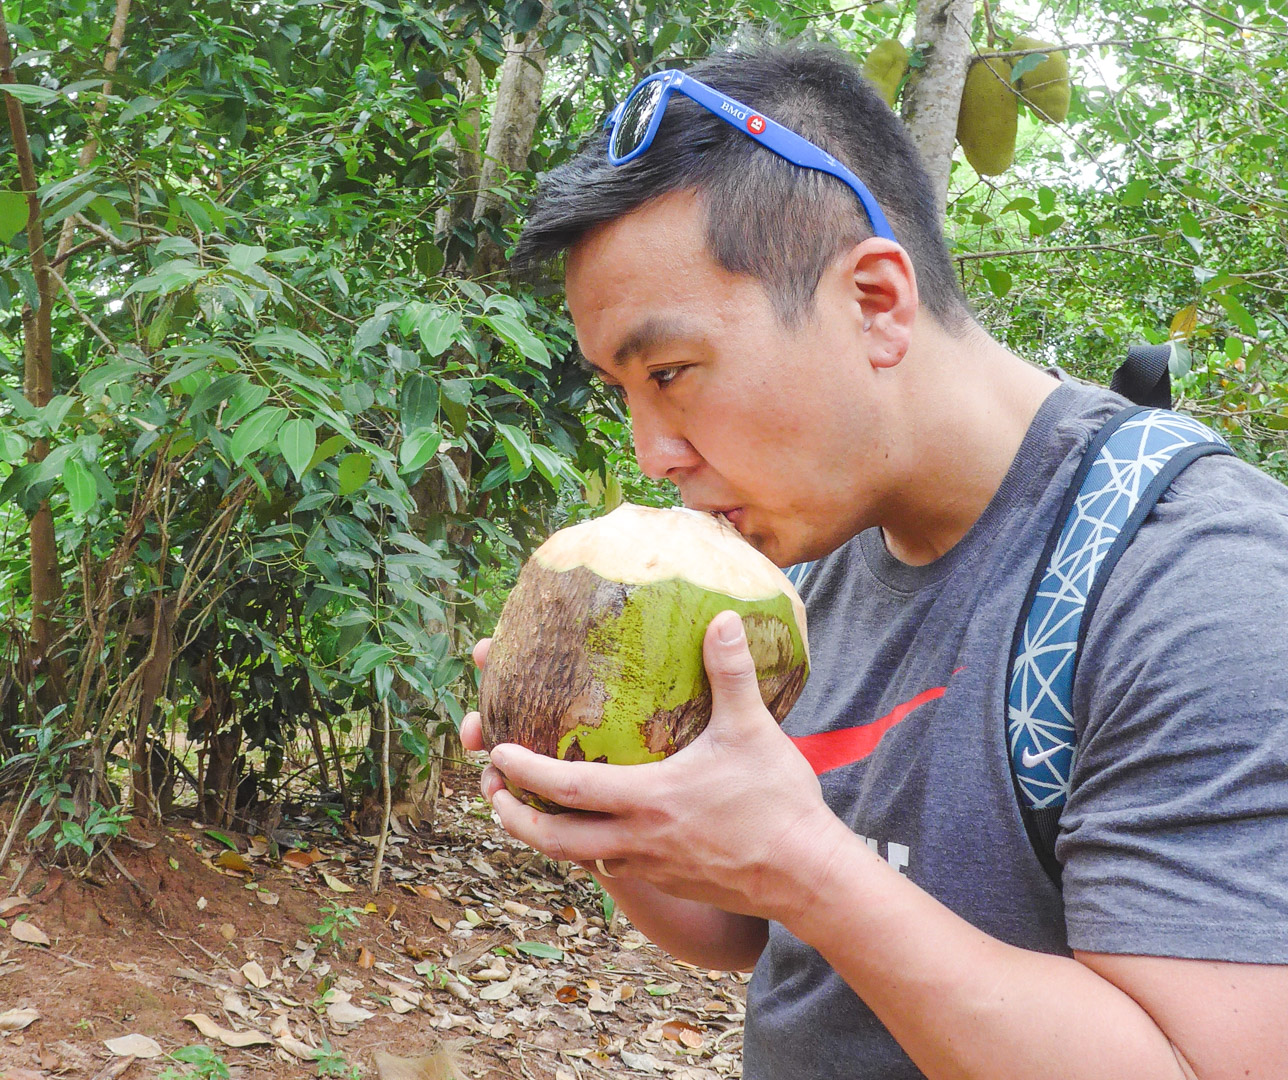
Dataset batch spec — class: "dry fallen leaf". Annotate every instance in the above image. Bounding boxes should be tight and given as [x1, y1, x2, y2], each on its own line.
[241, 961, 269, 988]
[373, 1047, 460, 1080]
[0, 896, 31, 917]
[321, 872, 354, 893]
[10, 922, 49, 947]
[326, 1000, 374, 1024]
[182, 1013, 272, 1047]
[431, 916, 451, 932]
[357, 946, 374, 969]
[108, 961, 139, 974]
[662, 1019, 705, 1049]
[0, 1008, 39, 1032]
[104, 1034, 163, 1058]
[219, 923, 237, 942]
[277, 1035, 320, 1061]
[283, 848, 323, 869]
[214, 851, 253, 874]
[257, 890, 280, 906]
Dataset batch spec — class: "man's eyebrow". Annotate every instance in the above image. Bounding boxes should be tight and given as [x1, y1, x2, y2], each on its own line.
[611, 316, 697, 367]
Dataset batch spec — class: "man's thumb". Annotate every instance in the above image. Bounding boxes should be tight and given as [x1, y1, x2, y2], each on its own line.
[703, 611, 762, 710]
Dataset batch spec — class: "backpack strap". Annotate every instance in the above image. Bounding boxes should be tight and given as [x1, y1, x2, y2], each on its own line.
[1007, 406, 1233, 886]
[783, 561, 817, 591]
[1111, 344, 1174, 409]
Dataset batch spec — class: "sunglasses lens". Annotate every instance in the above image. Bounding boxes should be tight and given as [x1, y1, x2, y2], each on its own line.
[609, 79, 665, 159]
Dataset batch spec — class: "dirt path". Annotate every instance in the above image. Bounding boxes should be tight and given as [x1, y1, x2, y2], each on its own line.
[0, 771, 746, 1079]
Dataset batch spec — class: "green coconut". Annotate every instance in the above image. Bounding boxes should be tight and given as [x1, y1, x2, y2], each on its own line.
[479, 503, 810, 809]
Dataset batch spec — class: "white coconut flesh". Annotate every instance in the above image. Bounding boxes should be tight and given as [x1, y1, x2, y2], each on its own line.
[533, 504, 808, 653]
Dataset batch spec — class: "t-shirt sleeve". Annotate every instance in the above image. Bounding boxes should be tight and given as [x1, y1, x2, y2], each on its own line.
[1058, 461, 1288, 963]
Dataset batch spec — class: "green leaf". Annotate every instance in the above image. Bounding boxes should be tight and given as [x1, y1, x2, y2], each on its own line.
[2, 84, 57, 105]
[486, 314, 550, 367]
[0, 192, 29, 245]
[513, 940, 563, 960]
[400, 372, 439, 431]
[251, 328, 328, 367]
[409, 304, 461, 357]
[124, 258, 208, 298]
[349, 643, 397, 678]
[223, 381, 271, 428]
[496, 423, 533, 476]
[204, 829, 239, 851]
[278, 418, 317, 481]
[337, 453, 372, 495]
[188, 374, 246, 418]
[62, 458, 96, 516]
[309, 433, 349, 470]
[644, 981, 682, 996]
[230, 406, 288, 464]
[399, 428, 442, 472]
[0, 431, 28, 464]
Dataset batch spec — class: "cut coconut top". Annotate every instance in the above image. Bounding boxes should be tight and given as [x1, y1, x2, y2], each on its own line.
[535, 503, 806, 637]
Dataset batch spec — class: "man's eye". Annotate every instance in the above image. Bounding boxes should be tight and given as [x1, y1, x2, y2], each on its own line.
[651, 367, 683, 388]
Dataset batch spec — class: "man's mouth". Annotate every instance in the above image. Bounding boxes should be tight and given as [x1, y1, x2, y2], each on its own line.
[707, 507, 744, 530]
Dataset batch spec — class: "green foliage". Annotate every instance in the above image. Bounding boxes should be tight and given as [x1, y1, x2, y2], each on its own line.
[159, 1045, 231, 1080]
[315, 1040, 363, 1079]
[308, 902, 363, 952]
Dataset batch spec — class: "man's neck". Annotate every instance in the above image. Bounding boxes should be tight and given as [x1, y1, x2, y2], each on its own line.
[877, 317, 1059, 567]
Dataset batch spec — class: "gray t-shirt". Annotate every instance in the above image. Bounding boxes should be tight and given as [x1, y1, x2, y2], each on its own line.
[742, 379, 1288, 1079]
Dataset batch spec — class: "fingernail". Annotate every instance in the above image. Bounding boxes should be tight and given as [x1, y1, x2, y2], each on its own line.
[717, 612, 744, 645]
[491, 747, 508, 769]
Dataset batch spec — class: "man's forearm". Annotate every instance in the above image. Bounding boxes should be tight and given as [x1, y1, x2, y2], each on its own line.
[790, 823, 1191, 1080]
[600, 873, 768, 972]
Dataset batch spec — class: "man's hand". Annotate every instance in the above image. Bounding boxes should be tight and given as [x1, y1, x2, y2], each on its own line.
[460, 610, 847, 926]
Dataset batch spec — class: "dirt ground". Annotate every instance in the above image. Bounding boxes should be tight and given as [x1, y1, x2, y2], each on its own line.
[0, 768, 746, 1080]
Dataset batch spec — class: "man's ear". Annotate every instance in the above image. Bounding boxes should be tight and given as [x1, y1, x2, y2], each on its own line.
[843, 238, 919, 369]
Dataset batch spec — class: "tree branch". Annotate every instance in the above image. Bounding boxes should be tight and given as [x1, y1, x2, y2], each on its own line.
[54, 0, 133, 265]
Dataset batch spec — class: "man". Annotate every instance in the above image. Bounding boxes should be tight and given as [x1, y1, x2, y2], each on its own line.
[459, 42, 1288, 1079]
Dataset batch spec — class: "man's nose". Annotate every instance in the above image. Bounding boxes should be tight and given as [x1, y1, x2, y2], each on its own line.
[631, 405, 701, 481]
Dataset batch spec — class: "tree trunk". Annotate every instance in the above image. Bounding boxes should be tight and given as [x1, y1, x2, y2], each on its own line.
[472, 5, 552, 273]
[904, 0, 975, 218]
[435, 54, 483, 246]
[1, 6, 65, 695]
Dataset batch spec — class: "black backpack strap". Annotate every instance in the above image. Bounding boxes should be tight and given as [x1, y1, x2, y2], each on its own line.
[1007, 407, 1233, 887]
[1110, 344, 1173, 408]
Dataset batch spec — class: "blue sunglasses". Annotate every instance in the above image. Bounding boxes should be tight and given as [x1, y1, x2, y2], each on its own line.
[604, 69, 897, 243]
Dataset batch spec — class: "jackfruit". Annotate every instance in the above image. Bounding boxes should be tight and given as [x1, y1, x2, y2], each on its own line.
[862, 39, 909, 108]
[1012, 36, 1071, 123]
[956, 57, 1018, 177]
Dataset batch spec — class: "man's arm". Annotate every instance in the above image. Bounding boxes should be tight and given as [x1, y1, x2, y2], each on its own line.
[475, 611, 1288, 1080]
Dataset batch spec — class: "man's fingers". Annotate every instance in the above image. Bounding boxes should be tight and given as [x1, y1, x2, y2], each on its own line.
[479, 762, 509, 802]
[472, 638, 492, 669]
[703, 611, 765, 717]
[488, 783, 620, 865]
[490, 744, 640, 816]
[461, 711, 485, 752]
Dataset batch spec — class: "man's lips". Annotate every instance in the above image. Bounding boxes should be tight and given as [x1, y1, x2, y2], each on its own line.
[690, 505, 745, 529]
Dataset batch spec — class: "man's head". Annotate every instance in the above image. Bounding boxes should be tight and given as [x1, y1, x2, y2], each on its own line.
[515, 41, 969, 330]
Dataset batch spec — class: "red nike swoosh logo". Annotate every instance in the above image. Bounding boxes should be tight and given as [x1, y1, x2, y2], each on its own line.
[789, 684, 948, 775]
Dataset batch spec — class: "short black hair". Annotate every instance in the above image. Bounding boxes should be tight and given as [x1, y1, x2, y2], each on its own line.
[514, 41, 969, 330]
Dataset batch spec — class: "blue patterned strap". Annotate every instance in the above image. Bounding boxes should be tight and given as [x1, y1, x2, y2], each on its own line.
[1007, 406, 1233, 885]
[783, 561, 817, 590]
